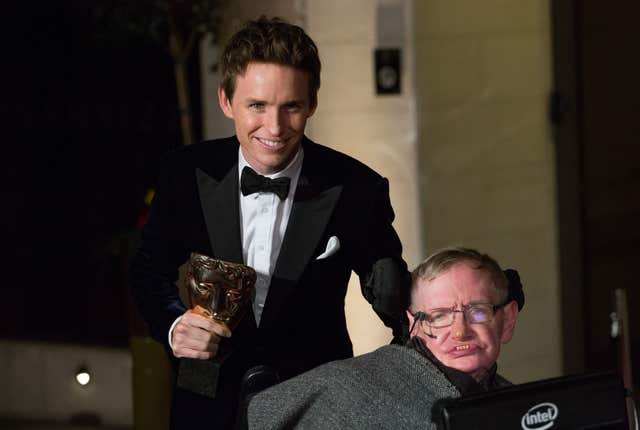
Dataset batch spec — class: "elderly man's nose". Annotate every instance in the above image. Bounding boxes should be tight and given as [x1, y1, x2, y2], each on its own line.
[451, 312, 470, 340]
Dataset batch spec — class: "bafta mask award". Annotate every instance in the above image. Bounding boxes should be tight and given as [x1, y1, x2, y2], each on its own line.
[185, 253, 257, 330]
[177, 253, 256, 398]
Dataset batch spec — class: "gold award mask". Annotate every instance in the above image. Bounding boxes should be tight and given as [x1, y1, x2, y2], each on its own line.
[186, 253, 256, 330]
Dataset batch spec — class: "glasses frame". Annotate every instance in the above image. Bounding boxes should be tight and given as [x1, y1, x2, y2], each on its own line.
[409, 301, 509, 336]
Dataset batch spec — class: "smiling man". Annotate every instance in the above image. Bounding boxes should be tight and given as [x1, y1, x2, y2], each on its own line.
[218, 62, 314, 175]
[129, 16, 410, 428]
[248, 247, 524, 429]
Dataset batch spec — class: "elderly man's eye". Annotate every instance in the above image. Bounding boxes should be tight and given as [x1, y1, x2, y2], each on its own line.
[468, 306, 491, 322]
[428, 311, 450, 323]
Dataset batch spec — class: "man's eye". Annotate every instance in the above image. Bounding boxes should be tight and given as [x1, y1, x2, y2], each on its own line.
[250, 103, 265, 110]
[283, 104, 301, 112]
[468, 307, 490, 321]
[428, 311, 449, 322]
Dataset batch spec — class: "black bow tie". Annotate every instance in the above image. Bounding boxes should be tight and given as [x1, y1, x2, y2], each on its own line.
[241, 166, 291, 200]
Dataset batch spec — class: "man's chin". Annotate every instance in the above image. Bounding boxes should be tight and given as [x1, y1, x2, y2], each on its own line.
[258, 154, 296, 173]
[443, 358, 481, 375]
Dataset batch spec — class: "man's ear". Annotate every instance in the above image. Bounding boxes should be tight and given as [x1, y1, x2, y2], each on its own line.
[307, 96, 318, 118]
[500, 301, 519, 344]
[406, 310, 415, 332]
[218, 87, 234, 119]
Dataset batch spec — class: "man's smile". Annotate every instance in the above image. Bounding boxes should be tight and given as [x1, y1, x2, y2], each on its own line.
[255, 137, 286, 149]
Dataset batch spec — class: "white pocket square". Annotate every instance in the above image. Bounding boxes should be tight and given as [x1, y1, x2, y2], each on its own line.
[316, 236, 340, 260]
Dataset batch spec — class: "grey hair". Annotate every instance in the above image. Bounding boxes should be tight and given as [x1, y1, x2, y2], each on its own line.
[410, 246, 508, 308]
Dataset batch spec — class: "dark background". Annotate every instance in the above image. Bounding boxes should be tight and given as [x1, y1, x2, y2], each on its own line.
[5, 2, 202, 346]
[552, 0, 640, 392]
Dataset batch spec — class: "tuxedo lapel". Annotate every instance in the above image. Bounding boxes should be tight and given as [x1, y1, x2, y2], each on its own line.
[259, 147, 343, 331]
[196, 167, 243, 265]
[196, 165, 259, 336]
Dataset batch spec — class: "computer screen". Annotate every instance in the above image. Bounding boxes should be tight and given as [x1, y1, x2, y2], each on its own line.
[434, 371, 629, 429]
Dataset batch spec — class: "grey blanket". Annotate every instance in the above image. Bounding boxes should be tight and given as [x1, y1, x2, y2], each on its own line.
[248, 344, 496, 429]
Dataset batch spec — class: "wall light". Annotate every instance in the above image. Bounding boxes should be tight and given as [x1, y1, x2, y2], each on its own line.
[75, 366, 91, 386]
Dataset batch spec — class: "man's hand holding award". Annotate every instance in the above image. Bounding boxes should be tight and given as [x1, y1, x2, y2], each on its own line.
[174, 253, 256, 398]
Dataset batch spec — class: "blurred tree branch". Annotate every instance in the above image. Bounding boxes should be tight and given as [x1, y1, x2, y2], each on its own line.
[95, 0, 227, 145]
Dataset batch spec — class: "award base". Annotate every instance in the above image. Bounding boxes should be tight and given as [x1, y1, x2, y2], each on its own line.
[176, 349, 231, 399]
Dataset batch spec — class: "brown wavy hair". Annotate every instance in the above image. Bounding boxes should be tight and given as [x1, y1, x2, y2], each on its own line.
[219, 16, 321, 106]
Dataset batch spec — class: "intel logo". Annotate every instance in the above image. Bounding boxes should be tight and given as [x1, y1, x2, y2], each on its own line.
[521, 402, 559, 430]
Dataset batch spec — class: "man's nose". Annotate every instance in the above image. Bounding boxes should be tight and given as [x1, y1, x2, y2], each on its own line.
[265, 109, 283, 136]
[451, 311, 471, 341]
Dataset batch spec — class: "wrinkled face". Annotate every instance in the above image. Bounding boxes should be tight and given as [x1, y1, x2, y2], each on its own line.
[407, 262, 518, 381]
[218, 62, 317, 175]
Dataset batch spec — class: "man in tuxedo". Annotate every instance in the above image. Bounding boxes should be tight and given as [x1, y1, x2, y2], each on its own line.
[130, 16, 410, 428]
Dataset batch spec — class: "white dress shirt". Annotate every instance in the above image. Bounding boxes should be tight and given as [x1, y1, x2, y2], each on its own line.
[238, 147, 303, 325]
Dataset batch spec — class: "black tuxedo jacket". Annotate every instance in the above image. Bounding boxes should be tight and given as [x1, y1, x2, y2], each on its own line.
[130, 136, 410, 427]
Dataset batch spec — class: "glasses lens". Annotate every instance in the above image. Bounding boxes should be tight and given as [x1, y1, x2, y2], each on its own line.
[426, 309, 453, 328]
[466, 305, 493, 323]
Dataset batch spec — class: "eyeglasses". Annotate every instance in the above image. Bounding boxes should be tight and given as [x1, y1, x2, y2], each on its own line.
[412, 302, 508, 330]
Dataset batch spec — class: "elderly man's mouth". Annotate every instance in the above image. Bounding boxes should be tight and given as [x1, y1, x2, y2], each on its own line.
[448, 344, 477, 356]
